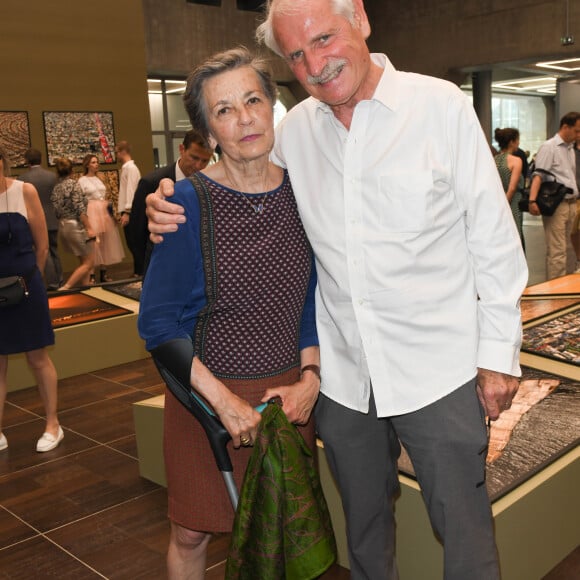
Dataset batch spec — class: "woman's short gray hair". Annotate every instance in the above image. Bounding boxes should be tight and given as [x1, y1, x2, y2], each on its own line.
[256, 0, 356, 56]
[183, 46, 277, 142]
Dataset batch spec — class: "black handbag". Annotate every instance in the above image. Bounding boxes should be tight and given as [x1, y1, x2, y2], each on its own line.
[518, 169, 572, 217]
[0, 275, 28, 308]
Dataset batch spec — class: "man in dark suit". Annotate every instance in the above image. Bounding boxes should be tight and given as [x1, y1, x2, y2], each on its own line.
[19, 148, 63, 289]
[129, 129, 214, 276]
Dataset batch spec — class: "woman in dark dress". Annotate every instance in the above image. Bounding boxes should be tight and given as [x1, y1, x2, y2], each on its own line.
[494, 127, 525, 248]
[0, 146, 63, 453]
[138, 48, 320, 577]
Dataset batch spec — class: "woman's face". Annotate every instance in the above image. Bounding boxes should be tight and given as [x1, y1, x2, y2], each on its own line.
[203, 66, 275, 164]
[87, 156, 99, 174]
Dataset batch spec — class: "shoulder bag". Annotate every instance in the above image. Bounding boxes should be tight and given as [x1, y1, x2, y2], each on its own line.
[0, 275, 28, 308]
[518, 168, 572, 217]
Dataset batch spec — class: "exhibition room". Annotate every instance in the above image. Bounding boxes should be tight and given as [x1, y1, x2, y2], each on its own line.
[0, 1, 578, 578]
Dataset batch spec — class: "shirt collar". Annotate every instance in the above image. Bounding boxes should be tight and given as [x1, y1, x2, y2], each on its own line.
[554, 132, 573, 149]
[315, 53, 400, 116]
[175, 160, 186, 182]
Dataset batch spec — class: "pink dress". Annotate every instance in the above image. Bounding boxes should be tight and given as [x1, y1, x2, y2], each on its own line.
[78, 175, 125, 266]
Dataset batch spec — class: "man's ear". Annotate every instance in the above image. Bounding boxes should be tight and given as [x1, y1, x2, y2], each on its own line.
[353, 0, 371, 39]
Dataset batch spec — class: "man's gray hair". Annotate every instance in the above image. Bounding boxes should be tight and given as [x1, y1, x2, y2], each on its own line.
[256, 0, 356, 57]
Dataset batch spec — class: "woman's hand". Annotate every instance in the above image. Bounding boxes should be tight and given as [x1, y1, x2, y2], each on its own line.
[190, 357, 260, 447]
[262, 370, 320, 425]
[213, 390, 261, 448]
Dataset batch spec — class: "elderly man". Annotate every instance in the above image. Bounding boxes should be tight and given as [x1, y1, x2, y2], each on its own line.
[147, 1, 528, 578]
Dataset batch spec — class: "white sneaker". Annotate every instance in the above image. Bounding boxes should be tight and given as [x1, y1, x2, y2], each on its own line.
[36, 426, 64, 452]
[0, 433, 7, 451]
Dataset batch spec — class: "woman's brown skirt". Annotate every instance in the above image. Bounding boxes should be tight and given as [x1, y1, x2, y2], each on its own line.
[163, 366, 316, 532]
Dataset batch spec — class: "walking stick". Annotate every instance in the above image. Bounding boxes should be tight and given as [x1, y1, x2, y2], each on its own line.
[152, 338, 267, 509]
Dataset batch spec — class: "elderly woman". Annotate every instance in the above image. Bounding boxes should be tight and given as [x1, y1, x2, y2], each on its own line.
[0, 146, 63, 453]
[50, 158, 95, 290]
[137, 47, 320, 577]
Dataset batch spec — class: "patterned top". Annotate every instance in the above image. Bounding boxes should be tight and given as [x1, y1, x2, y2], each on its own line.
[51, 177, 88, 221]
[139, 171, 318, 379]
[495, 152, 509, 191]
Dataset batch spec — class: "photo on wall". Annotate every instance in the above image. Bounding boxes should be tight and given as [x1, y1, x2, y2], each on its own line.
[43, 111, 116, 166]
[0, 111, 31, 168]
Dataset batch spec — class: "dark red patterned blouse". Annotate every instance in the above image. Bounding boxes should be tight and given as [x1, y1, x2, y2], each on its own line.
[192, 172, 314, 379]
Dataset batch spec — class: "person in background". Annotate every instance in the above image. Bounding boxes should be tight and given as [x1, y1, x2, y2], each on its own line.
[512, 146, 529, 185]
[115, 141, 141, 277]
[528, 111, 580, 279]
[0, 145, 63, 453]
[78, 154, 125, 283]
[571, 134, 580, 271]
[494, 127, 525, 248]
[19, 148, 63, 290]
[138, 48, 319, 578]
[146, 1, 528, 578]
[51, 158, 95, 290]
[129, 130, 214, 277]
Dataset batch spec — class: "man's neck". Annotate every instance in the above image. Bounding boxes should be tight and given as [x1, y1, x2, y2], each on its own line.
[329, 61, 383, 130]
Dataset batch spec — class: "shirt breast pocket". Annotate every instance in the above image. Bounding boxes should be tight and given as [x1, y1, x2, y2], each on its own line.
[378, 170, 433, 233]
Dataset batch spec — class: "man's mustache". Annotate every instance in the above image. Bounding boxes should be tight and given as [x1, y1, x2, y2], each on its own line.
[307, 59, 347, 85]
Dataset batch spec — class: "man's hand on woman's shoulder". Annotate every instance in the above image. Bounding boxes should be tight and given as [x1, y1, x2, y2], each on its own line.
[146, 178, 184, 242]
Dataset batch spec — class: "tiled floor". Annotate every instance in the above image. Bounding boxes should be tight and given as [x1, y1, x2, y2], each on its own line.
[0, 358, 351, 579]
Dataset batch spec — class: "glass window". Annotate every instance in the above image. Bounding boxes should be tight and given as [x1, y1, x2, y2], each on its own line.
[167, 94, 192, 132]
[491, 94, 547, 158]
[148, 93, 164, 132]
[152, 134, 167, 168]
[463, 90, 547, 160]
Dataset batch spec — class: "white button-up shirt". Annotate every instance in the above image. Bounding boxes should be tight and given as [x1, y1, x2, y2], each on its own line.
[117, 159, 141, 213]
[533, 133, 578, 198]
[272, 54, 528, 417]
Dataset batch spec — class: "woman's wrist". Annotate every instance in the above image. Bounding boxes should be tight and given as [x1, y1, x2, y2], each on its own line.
[300, 364, 321, 381]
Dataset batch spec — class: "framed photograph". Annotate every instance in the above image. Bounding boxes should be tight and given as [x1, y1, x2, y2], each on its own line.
[43, 111, 116, 166]
[522, 306, 580, 366]
[0, 111, 31, 168]
[520, 296, 580, 324]
[397, 366, 580, 502]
